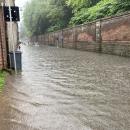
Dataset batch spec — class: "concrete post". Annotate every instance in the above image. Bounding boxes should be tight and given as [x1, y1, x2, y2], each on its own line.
[96, 20, 102, 52]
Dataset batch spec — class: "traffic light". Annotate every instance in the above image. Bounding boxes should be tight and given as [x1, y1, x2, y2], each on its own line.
[4, 6, 20, 22]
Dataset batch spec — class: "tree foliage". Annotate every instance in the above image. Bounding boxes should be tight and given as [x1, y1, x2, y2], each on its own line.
[23, 0, 130, 36]
[23, 0, 49, 36]
[66, 0, 100, 8]
[69, 0, 130, 25]
[23, 0, 72, 36]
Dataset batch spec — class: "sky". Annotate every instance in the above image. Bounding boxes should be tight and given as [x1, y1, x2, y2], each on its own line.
[15, 0, 30, 8]
[15, 0, 30, 25]
[15, 0, 30, 21]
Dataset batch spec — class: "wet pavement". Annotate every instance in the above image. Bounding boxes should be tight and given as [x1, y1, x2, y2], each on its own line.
[0, 45, 130, 130]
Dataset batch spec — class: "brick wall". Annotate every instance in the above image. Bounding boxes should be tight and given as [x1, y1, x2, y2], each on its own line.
[0, 7, 7, 69]
[31, 12, 130, 57]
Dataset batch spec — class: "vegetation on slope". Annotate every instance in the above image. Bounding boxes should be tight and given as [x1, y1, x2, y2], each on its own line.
[69, 0, 130, 25]
[0, 71, 6, 92]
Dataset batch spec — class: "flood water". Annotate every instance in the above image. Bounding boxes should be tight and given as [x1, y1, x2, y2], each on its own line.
[0, 45, 130, 130]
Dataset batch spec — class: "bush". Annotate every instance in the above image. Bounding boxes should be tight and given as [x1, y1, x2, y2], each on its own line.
[69, 0, 130, 25]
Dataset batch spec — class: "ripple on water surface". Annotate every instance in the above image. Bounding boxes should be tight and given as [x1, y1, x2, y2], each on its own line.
[0, 45, 130, 130]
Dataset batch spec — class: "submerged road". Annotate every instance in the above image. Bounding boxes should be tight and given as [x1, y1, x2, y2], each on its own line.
[0, 45, 130, 130]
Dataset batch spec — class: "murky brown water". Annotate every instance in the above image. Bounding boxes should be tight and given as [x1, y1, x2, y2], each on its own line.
[0, 45, 130, 130]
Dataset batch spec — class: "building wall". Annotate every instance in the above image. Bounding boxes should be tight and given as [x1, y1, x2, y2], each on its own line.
[0, 0, 18, 69]
[31, 12, 130, 57]
[5, 0, 18, 52]
[0, 7, 7, 69]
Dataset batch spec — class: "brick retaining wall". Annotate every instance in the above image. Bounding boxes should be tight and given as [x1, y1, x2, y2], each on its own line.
[31, 12, 130, 57]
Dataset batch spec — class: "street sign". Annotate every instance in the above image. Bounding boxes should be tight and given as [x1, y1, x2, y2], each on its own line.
[4, 6, 20, 22]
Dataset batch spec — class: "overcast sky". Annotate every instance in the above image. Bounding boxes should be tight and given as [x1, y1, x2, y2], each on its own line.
[15, 0, 30, 23]
[15, 0, 30, 8]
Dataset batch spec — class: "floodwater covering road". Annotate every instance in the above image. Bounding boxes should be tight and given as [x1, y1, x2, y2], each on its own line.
[0, 45, 130, 130]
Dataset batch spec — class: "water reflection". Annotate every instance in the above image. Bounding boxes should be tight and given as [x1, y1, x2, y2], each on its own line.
[0, 45, 130, 130]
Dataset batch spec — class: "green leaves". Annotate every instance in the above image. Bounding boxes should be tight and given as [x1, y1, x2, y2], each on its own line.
[66, 0, 100, 8]
[23, 0, 72, 36]
[23, 0, 50, 36]
[69, 0, 130, 25]
[23, 0, 130, 36]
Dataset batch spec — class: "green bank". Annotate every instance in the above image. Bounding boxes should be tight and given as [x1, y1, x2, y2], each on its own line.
[0, 71, 6, 92]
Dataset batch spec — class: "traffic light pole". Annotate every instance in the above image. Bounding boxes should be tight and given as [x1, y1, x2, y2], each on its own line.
[8, 1, 17, 74]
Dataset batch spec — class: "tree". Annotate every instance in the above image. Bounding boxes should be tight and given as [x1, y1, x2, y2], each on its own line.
[23, 0, 130, 37]
[23, 0, 50, 36]
[23, 0, 72, 36]
[66, 0, 101, 8]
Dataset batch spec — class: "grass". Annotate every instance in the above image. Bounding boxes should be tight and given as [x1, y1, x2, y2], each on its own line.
[0, 71, 6, 92]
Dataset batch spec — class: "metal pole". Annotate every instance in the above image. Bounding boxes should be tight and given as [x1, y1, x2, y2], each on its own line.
[8, 0, 17, 73]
